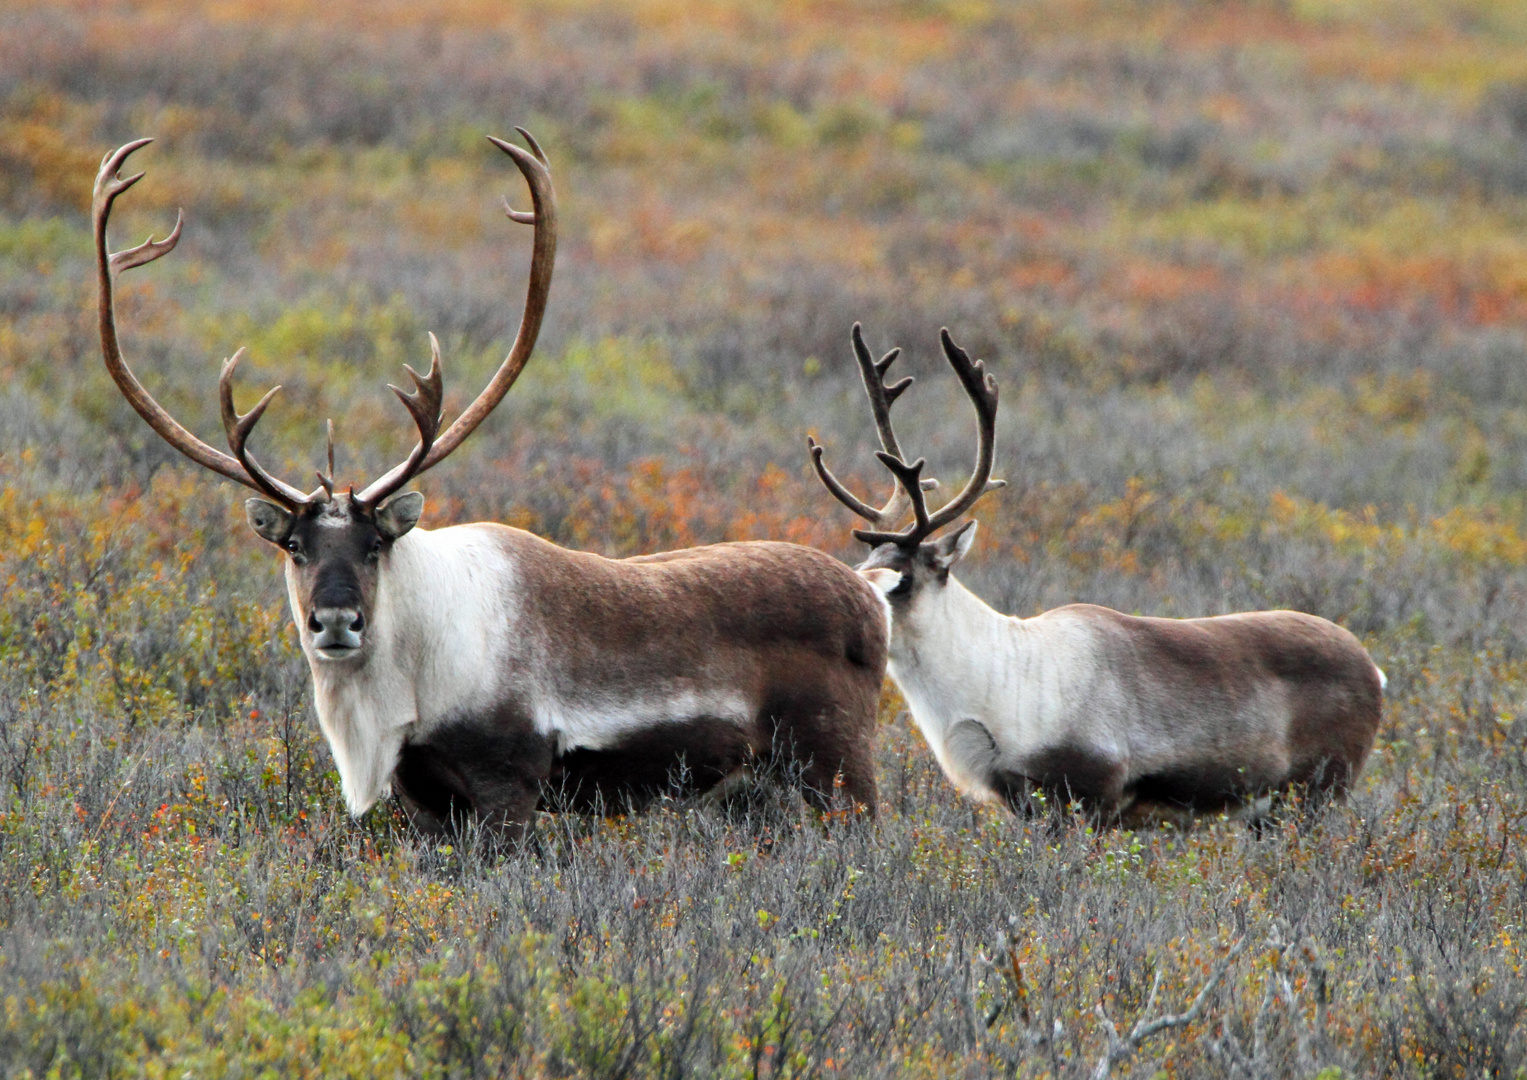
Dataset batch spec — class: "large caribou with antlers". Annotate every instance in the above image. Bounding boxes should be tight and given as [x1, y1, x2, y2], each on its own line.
[809, 324, 1384, 823]
[94, 137, 888, 833]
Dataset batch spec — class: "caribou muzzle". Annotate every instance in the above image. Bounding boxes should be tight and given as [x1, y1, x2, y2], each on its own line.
[309, 606, 365, 656]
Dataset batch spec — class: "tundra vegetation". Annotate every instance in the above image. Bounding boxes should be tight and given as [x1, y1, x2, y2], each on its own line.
[3, 0, 1527, 1075]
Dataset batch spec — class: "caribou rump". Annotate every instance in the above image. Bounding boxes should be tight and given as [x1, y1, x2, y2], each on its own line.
[810, 324, 1384, 824]
[94, 136, 887, 834]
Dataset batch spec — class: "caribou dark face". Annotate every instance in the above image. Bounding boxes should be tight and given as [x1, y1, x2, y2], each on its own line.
[245, 492, 424, 661]
[857, 520, 977, 607]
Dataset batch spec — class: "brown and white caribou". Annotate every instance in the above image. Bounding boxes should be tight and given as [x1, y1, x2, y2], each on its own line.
[809, 323, 1385, 823]
[94, 136, 888, 834]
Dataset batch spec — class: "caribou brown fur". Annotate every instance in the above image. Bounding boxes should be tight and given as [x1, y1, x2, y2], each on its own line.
[258, 498, 887, 832]
[94, 136, 887, 835]
[811, 324, 1385, 823]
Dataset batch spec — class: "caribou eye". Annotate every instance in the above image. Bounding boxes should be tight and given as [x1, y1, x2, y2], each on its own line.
[284, 539, 299, 553]
[367, 539, 383, 562]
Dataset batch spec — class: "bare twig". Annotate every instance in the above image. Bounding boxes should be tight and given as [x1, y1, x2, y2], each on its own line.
[964, 920, 1066, 1072]
[1092, 937, 1248, 1079]
[87, 730, 164, 845]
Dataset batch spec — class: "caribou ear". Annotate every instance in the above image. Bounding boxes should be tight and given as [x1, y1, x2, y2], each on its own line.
[245, 499, 294, 546]
[376, 491, 425, 540]
[860, 567, 904, 596]
[929, 520, 978, 572]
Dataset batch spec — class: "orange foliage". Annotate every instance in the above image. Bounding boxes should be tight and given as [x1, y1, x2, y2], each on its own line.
[1119, 262, 1227, 306]
[526, 456, 842, 557]
[0, 91, 102, 213]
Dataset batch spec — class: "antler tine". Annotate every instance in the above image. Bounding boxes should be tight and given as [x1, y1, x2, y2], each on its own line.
[218, 349, 321, 509]
[94, 140, 262, 491]
[809, 323, 944, 536]
[921, 327, 1005, 534]
[354, 129, 557, 505]
[852, 322, 914, 460]
[352, 333, 444, 510]
[851, 453, 935, 547]
[315, 418, 336, 497]
[817, 324, 1004, 549]
[807, 436, 884, 523]
[516, 126, 549, 166]
[109, 209, 184, 273]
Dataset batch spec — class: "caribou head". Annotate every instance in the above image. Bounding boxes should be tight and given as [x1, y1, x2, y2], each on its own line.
[809, 323, 1005, 605]
[93, 133, 556, 665]
[245, 487, 427, 662]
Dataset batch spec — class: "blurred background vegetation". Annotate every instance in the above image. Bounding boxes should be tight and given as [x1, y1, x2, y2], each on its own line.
[7, 0, 1527, 1075]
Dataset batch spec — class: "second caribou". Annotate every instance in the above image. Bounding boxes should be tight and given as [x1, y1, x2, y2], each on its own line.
[810, 324, 1384, 824]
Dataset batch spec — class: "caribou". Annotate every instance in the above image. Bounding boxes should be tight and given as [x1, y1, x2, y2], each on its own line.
[94, 136, 888, 834]
[809, 324, 1385, 823]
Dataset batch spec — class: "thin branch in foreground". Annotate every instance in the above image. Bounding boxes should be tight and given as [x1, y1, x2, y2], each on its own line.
[1092, 937, 1249, 1080]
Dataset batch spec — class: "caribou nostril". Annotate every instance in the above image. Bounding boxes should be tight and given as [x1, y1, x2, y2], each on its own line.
[350, 612, 365, 633]
[307, 612, 323, 634]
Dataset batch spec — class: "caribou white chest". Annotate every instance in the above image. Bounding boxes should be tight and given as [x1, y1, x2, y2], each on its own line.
[293, 525, 518, 815]
[295, 525, 762, 814]
[885, 582, 1123, 796]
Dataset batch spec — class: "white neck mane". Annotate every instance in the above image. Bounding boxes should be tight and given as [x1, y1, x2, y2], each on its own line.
[887, 575, 1092, 798]
[292, 525, 516, 814]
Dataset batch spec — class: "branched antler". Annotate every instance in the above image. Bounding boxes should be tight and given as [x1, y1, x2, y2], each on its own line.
[808, 322, 935, 528]
[95, 130, 558, 513]
[811, 323, 1004, 548]
[217, 349, 315, 507]
[94, 139, 323, 509]
[354, 128, 557, 507]
[352, 333, 445, 511]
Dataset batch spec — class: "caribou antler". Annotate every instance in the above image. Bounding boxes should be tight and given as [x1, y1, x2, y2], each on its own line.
[316, 419, 336, 498]
[94, 139, 325, 510]
[353, 128, 557, 508]
[95, 130, 558, 515]
[811, 325, 1004, 548]
[351, 334, 444, 510]
[808, 322, 938, 530]
[217, 349, 320, 507]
